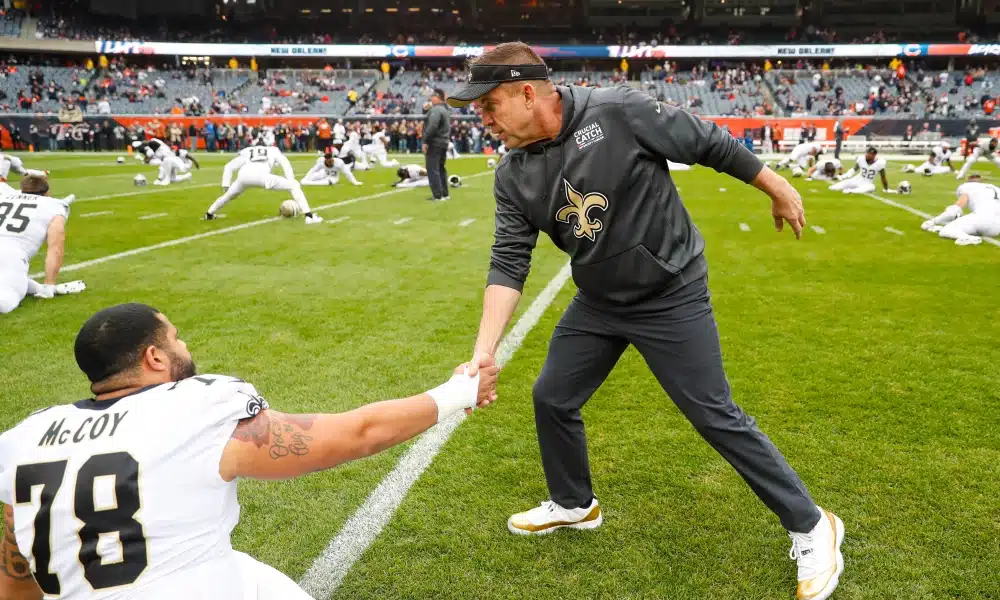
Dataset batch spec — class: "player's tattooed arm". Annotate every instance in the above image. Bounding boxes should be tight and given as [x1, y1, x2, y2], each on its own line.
[1, 503, 42, 599]
[229, 410, 316, 459]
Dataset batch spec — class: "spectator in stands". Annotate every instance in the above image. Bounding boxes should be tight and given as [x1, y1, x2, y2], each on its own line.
[202, 121, 216, 152]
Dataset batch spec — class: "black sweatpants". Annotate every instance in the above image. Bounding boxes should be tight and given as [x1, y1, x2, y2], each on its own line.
[425, 144, 448, 200]
[532, 272, 820, 533]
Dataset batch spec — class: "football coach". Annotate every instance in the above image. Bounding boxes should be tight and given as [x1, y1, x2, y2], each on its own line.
[452, 43, 844, 600]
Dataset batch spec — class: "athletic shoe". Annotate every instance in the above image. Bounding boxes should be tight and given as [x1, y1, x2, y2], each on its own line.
[507, 498, 602, 536]
[305, 214, 324, 225]
[955, 236, 982, 245]
[789, 508, 845, 600]
[204, 213, 217, 221]
[54, 281, 86, 295]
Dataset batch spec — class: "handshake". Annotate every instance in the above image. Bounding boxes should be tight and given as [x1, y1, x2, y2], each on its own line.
[426, 352, 500, 422]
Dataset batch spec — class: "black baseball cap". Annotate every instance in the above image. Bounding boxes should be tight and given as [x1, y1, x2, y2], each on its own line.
[446, 63, 550, 108]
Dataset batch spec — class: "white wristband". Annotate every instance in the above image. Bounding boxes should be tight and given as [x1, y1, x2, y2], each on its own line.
[426, 369, 480, 423]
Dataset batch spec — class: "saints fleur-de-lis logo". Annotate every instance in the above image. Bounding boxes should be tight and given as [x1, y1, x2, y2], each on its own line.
[556, 179, 608, 241]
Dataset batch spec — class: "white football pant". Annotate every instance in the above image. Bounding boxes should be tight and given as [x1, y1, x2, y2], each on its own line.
[0, 256, 44, 314]
[157, 156, 193, 184]
[236, 552, 312, 600]
[828, 178, 875, 194]
[362, 145, 399, 167]
[909, 162, 951, 175]
[777, 155, 811, 169]
[939, 213, 1000, 240]
[208, 167, 311, 215]
[395, 177, 429, 189]
[955, 154, 1000, 178]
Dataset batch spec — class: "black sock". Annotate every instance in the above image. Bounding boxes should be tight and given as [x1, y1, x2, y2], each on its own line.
[305, 212, 314, 218]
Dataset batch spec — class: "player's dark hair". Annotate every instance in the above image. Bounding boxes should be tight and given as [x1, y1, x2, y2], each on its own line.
[969, 173, 983, 181]
[74, 303, 167, 384]
[20, 174, 49, 195]
[866, 146, 878, 154]
[397, 167, 407, 179]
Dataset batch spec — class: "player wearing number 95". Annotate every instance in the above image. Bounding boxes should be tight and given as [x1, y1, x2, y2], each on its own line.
[0, 174, 85, 315]
[0, 303, 499, 599]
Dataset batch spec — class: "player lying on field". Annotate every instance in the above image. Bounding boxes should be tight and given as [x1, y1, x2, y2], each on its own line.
[0, 174, 85, 314]
[805, 158, 843, 181]
[300, 151, 362, 187]
[0, 303, 498, 599]
[955, 137, 1000, 180]
[902, 143, 954, 176]
[921, 174, 1000, 245]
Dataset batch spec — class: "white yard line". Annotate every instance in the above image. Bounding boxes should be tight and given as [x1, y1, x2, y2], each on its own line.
[811, 225, 826, 234]
[75, 182, 218, 203]
[458, 218, 476, 227]
[393, 217, 412, 225]
[80, 211, 113, 218]
[138, 213, 169, 220]
[884, 226, 905, 236]
[297, 261, 573, 598]
[866, 192, 1000, 247]
[30, 171, 492, 278]
[327, 216, 350, 225]
[738, 222, 751, 232]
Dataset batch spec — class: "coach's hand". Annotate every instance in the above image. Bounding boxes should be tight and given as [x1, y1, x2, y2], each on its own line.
[422, 144, 429, 154]
[463, 351, 499, 413]
[752, 166, 806, 239]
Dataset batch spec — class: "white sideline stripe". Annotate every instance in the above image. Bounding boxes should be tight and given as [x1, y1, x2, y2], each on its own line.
[884, 226, 905, 236]
[866, 192, 1000, 247]
[29, 171, 491, 278]
[327, 216, 350, 225]
[298, 262, 573, 598]
[738, 222, 751, 232]
[80, 211, 113, 218]
[138, 213, 169, 220]
[811, 225, 826, 234]
[393, 217, 412, 225]
[458, 218, 476, 227]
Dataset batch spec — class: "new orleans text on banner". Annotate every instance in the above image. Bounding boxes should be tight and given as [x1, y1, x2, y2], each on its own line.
[93, 40, 993, 59]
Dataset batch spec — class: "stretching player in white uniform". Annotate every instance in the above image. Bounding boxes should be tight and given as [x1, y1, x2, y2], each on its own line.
[777, 141, 823, 171]
[0, 302, 498, 600]
[206, 139, 322, 224]
[921, 174, 1000, 245]
[0, 174, 85, 314]
[903, 143, 954, 176]
[447, 140, 460, 159]
[829, 147, 894, 194]
[339, 131, 370, 171]
[955, 138, 1000, 179]
[133, 139, 197, 186]
[806, 158, 842, 181]
[362, 128, 399, 168]
[391, 164, 429, 188]
[0, 154, 47, 195]
[301, 153, 362, 186]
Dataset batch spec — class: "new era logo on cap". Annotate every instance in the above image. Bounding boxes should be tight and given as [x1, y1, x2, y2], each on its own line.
[511, 69, 521, 77]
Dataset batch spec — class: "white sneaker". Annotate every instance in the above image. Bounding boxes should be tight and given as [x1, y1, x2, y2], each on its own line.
[955, 235, 982, 245]
[789, 508, 845, 600]
[152, 180, 169, 186]
[54, 280, 86, 295]
[304, 215, 324, 225]
[507, 498, 602, 536]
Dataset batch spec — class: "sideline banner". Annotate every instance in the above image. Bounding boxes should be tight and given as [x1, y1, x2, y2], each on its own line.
[91, 40, 1000, 59]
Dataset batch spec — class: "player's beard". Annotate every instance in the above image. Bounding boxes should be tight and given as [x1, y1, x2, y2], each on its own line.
[168, 350, 197, 381]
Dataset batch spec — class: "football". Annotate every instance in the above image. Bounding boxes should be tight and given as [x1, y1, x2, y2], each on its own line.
[133, 174, 147, 186]
[487, 158, 497, 169]
[116, 156, 125, 164]
[279, 199, 300, 218]
[899, 180, 912, 194]
[791, 166, 804, 177]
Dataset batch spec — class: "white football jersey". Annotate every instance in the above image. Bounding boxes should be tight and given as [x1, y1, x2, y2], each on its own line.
[971, 141, 998, 160]
[310, 156, 341, 177]
[146, 139, 174, 160]
[931, 146, 951, 165]
[957, 182, 1000, 215]
[370, 131, 387, 149]
[790, 141, 822, 161]
[854, 156, 887, 180]
[0, 375, 266, 600]
[0, 192, 70, 265]
[239, 145, 285, 171]
[401, 164, 424, 180]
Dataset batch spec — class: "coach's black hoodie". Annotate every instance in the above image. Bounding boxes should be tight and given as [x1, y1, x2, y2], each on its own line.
[488, 84, 764, 307]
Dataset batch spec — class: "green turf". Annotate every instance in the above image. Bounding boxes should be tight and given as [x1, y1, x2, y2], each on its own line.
[1, 153, 997, 599]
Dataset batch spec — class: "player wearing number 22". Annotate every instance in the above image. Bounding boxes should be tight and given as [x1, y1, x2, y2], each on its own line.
[0, 174, 85, 315]
[0, 303, 499, 599]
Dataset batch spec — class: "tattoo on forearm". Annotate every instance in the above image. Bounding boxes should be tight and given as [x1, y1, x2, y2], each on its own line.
[2, 506, 33, 581]
[232, 411, 315, 460]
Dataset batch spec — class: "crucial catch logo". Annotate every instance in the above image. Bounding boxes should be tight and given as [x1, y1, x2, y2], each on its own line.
[574, 121, 605, 150]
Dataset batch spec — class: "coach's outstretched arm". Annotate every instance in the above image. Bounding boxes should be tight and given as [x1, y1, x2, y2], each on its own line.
[621, 88, 806, 238]
[219, 365, 498, 481]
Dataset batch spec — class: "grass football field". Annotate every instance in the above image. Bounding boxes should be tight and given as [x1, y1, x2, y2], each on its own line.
[0, 151, 998, 599]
